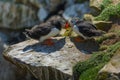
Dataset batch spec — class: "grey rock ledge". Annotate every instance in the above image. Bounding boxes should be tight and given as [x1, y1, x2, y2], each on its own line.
[3, 37, 98, 80]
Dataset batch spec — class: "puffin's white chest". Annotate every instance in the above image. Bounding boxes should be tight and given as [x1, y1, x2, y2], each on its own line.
[39, 27, 60, 42]
[73, 25, 86, 39]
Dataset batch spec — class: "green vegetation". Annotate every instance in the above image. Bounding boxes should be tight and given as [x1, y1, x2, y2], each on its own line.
[79, 63, 104, 80]
[73, 41, 120, 80]
[95, 33, 116, 43]
[100, 0, 112, 10]
[94, 3, 120, 21]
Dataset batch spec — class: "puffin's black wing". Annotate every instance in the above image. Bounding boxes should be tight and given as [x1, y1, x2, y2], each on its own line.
[32, 25, 52, 36]
[77, 22, 98, 37]
[29, 24, 52, 40]
[86, 22, 97, 30]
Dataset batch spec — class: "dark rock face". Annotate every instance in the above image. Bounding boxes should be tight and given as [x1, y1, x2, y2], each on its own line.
[0, 1, 39, 30]
[63, 1, 90, 20]
[0, 38, 36, 80]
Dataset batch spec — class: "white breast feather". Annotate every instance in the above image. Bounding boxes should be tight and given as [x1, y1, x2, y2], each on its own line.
[73, 25, 86, 39]
[39, 27, 60, 42]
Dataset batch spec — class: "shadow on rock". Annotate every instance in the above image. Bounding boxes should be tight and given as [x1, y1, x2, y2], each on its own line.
[23, 38, 65, 54]
[70, 37, 100, 54]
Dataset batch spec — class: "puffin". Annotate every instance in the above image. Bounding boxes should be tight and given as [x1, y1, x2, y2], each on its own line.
[67, 18, 105, 42]
[24, 20, 64, 46]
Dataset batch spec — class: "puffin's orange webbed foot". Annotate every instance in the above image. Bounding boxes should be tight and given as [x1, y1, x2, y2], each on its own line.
[43, 38, 54, 46]
[74, 37, 85, 42]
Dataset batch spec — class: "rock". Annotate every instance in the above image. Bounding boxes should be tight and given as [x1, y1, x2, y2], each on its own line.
[14, 0, 41, 9]
[0, 28, 35, 80]
[8, 32, 26, 44]
[0, 32, 8, 43]
[37, 0, 66, 22]
[90, 0, 102, 11]
[110, 16, 120, 25]
[0, 36, 6, 50]
[0, 28, 27, 45]
[63, 1, 90, 20]
[101, 24, 120, 46]
[112, 0, 120, 5]
[3, 37, 100, 80]
[109, 24, 120, 33]
[0, 0, 66, 24]
[65, 0, 75, 7]
[97, 48, 120, 80]
[0, 2, 38, 29]
[83, 14, 112, 31]
[83, 14, 94, 21]
[94, 21, 112, 31]
[37, 6, 49, 22]
[0, 37, 36, 80]
[43, 0, 65, 12]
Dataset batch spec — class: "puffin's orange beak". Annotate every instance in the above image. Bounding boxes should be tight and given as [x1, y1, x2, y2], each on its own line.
[64, 21, 70, 29]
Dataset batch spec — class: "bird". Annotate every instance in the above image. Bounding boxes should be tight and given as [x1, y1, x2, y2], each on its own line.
[24, 20, 64, 46]
[68, 17, 105, 42]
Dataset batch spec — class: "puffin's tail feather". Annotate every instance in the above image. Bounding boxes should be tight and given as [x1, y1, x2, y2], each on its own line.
[92, 30, 106, 36]
[23, 29, 31, 38]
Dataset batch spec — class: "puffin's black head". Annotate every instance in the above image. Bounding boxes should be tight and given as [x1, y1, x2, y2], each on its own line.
[50, 20, 62, 30]
[70, 17, 83, 25]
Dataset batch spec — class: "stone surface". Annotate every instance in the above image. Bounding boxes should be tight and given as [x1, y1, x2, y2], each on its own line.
[38, 0, 66, 21]
[97, 48, 120, 80]
[42, 0, 65, 12]
[14, 0, 41, 9]
[0, 37, 35, 80]
[14, 0, 66, 22]
[90, 0, 102, 11]
[65, 0, 75, 7]
[63, 1, 90, 20]
[0, 1, 38, 29]
[93, 21, 112, 31]
[37, 6, 49, 22]
[3, 37, 100, 80]
[0, 32, 8, 43]
[83, 14, 112, 31]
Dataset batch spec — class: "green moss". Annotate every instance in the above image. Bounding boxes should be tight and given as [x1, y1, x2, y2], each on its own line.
[99, 45, 108, 51]
[94, 3, 120, 21]
[80, 63, 105, 80]
[110, 30, 120, 36]
[100, 0, 112, 10]
[95, 33, 116, 43]
[96, 72, 109, 80]
[73, 41, 120, 80]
